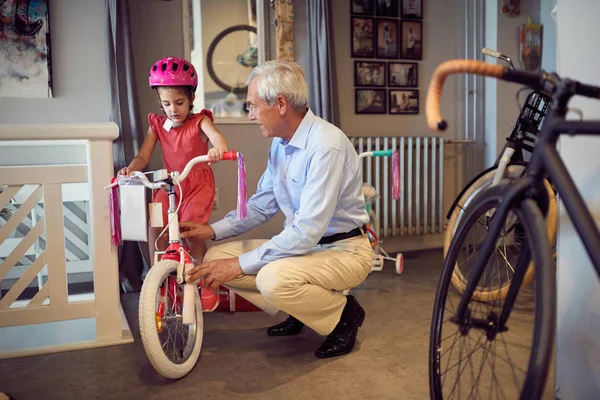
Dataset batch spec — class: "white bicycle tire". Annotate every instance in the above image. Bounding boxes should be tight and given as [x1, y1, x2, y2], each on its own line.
[139, 260, 204, 379]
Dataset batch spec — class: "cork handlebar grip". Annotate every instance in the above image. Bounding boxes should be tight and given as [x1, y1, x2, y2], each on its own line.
[426, 60, 504, 131]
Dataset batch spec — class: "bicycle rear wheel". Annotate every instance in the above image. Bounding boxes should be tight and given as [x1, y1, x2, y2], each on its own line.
[139, 260, 204, 379]
[206, 25, 257, 93]
[444, 164, 557, 302]
[430, 187, 555, 399]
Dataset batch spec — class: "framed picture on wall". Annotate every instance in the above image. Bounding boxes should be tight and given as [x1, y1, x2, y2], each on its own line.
[376, 19, 399, 59]
[351, 0, 374, 15]
[376, 0, 399, 17]
[355, 61, 386, 87]
[401, 0, 423, 19]
[356, 89, 387, 114]
[389, 90, 419, 114]
[388, 62, 418, 87]
[400, 20, 422, 60]
[351, 17, 375, 58]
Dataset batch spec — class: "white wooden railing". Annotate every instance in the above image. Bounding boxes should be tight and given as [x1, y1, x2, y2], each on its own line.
[0, 123, 133, 358]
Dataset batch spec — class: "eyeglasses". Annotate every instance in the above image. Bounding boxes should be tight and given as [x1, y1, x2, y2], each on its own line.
[244, 101, 272, 113]
[244, 102, 258, 113]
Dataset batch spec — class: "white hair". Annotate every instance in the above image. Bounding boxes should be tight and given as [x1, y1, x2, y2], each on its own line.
[245, 60, 309, 112]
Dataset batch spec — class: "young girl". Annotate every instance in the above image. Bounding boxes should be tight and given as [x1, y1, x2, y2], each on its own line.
[118, 56, 226, 311]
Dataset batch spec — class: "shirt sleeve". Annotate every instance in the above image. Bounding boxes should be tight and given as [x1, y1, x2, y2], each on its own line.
[237, 147, 346, 274]
[210, 149, 281, 240]
[148, 113, 161, 141]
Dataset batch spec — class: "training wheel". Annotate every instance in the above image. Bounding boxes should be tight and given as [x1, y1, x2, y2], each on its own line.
[395, 253, 404, 275]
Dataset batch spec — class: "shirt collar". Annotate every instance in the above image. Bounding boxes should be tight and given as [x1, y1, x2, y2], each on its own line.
[279, 109, 315, 149]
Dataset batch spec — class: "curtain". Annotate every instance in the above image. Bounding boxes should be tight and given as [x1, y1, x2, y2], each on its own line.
[105, 0, 147, 292]
[305, 0, 338, 125]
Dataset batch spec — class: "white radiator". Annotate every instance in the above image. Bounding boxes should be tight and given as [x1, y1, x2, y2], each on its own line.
[352, 136, 444, 237]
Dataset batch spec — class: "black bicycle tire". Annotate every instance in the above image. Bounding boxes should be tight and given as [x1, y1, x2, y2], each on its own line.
[206, 25, 257, 94]
[429, 186, 555, 399]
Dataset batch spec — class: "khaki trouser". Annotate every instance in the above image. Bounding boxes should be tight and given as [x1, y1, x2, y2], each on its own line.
[205, 235, 373, 335]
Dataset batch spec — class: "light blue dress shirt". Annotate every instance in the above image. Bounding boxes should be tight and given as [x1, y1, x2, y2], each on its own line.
[211, 109, 369, 274]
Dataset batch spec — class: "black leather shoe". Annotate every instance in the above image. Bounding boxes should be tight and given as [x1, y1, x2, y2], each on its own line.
[315, 295, 365, 359]
[267, 315, 305, 336]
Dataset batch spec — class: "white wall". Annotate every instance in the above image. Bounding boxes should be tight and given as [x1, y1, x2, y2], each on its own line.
[555, 1, 600, 398]
[0, 0, 110, 123]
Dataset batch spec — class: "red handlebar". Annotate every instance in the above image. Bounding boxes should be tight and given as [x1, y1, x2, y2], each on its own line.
[222, 151, 238, 161]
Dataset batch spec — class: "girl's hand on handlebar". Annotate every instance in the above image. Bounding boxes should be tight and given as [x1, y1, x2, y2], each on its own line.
[118, 167, 135, 176]
[207, 147, 226, 164]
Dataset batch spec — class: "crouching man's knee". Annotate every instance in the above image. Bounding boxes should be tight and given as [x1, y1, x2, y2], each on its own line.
[255, 262, 296, 307]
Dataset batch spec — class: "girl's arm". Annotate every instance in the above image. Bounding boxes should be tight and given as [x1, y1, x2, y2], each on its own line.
[118, 127, 158, 175]
[200, 117, 228, 163]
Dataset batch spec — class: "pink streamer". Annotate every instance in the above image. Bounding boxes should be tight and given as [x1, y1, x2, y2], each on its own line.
[109, 178, 122, 246]
[392, 151, 400, 200]
[237, 153, 247, 219]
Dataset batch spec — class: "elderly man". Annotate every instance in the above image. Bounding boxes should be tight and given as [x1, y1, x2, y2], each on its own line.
[181, 60, 372, 358]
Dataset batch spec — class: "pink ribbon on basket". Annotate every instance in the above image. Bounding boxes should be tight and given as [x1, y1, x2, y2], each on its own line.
[392, 151, 400, 200]
[109, 177, 122, 246]
[237, 153, 248, 219]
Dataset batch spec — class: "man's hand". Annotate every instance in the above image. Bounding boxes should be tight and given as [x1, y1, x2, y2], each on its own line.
[187, 258, 244, 292]
[179, 221, 216, 241]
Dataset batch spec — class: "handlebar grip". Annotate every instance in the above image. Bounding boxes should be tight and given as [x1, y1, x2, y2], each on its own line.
[481, 48, 502, 59]
[426, 60, 504, 131]
[577, 82, 600, 99]
[372, 150, 394, 157]
[502, 69, 545, 88]
[222, 151, 238, 161]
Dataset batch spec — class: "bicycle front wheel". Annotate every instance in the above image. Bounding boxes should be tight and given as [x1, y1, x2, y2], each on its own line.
[430, 186, 555, 399]
[139, 260, 204, 379]
[206, 25, 257, 93]
[444, 164, 557, 302]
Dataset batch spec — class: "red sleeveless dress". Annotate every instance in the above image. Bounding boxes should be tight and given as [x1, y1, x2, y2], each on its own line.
[148, 111, 216, 226]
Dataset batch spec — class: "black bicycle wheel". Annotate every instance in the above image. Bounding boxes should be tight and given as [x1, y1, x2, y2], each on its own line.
[429, 186, 555, 399]
[206, 25, 257, 93]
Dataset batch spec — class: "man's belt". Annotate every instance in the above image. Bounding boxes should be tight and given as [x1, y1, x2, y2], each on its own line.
[317, 225, 367, 245]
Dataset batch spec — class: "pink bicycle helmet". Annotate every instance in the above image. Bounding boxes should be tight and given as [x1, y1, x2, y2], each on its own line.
[149, 56, 198, 90]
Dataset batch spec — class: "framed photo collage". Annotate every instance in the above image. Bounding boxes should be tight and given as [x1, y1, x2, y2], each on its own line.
[351, 0, 423, 115]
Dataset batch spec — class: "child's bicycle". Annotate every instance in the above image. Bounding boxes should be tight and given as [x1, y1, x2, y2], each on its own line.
[359, 150, 404, 275]
[426, 59, 600, 399]
[443, 48, 558, 302]
[107, 151, 243, 379]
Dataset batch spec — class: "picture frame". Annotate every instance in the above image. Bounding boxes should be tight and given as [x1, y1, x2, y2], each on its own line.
[376, 0, 399, 18]
[356, 89, 387, 114]
[351, 0, 374, 16]
[389, 89, 419, 114]
[355, 61, 386, 87]
[376, 18, 399, 59]
[388, 62, 418, 87]
[351, 17, 375, 58]
[400, 0, 423, 19]
[400, 20, 423, 60]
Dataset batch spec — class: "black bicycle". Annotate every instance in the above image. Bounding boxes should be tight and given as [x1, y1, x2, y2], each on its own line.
[425, 59, 600, 399]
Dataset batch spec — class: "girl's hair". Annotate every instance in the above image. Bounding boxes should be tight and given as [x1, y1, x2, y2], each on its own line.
[244, 61, 309, 112]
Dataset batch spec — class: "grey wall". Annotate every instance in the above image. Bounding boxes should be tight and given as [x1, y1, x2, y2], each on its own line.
[555, 0, 600, 397]
[333, 0, 461, 138]
[486, 0, 541, 167]
[0, 0, 109, 123]
[540, 0, 557, 72]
